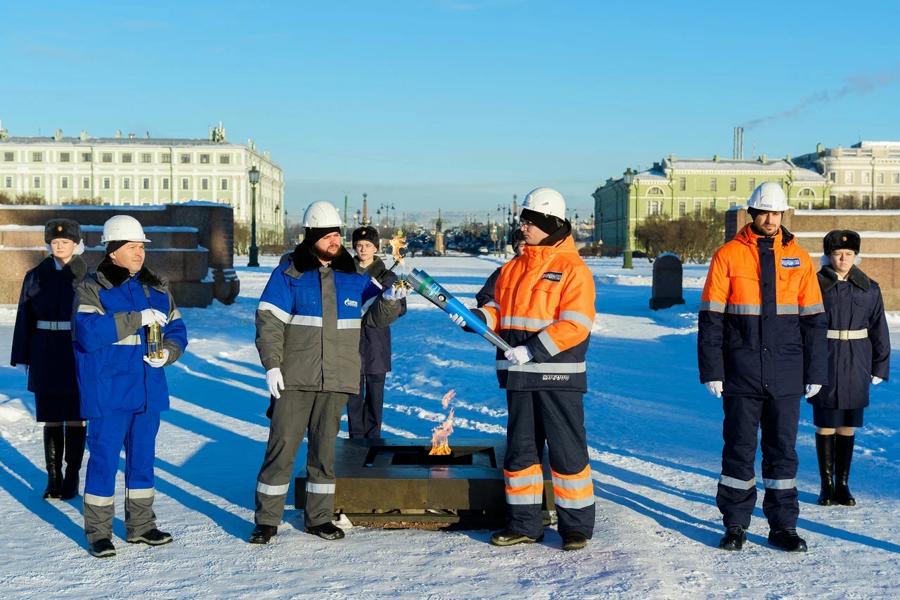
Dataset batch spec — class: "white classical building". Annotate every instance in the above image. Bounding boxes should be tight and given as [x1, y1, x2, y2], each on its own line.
[0, 122, 284, 242]
[794, 141, 900, 209]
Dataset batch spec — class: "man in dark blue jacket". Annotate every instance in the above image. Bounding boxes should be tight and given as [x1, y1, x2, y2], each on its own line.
[699, 184, 828, 552]
[73, 215, 187, 558]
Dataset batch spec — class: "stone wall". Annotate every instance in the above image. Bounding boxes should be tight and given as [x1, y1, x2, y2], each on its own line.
[0, 202, 239, 307]
[726, 208, 900, 310]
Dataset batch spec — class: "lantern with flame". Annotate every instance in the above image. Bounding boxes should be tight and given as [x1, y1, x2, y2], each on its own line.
[146, 323, 165, 360]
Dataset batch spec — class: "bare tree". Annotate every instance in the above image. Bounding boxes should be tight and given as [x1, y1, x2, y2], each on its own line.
[635, 210, 724, 263]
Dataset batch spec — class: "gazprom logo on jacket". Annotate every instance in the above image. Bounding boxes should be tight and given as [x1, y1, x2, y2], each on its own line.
[344, 298, 358, 307]
[781, 258, 801, 268]
[542, 272, 563, 282]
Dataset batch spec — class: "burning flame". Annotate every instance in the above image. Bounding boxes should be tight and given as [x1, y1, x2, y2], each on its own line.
[389, 232, 407, 266]
[441, 389, 455, 410]
[389, 231, 412, 291]
[429, 389, 457, 456]
[429, 408, 455, 456]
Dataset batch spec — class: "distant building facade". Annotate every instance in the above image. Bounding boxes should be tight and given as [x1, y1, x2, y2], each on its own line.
[0, 123, 284, 243]
[794, 141, 900, 209]
[592, 155, 827, 256]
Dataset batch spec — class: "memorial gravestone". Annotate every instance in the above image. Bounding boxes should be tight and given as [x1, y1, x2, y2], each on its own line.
[650, 252, 685, 310]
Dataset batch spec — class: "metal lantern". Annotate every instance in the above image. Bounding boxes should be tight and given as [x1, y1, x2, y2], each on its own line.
[146, 322, 165, 360]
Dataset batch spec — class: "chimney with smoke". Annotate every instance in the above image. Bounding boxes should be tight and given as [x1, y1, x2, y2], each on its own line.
[733, 127, 744, 159]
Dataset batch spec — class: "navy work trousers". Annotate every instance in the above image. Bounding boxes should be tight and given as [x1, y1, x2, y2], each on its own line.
[347, 373, 386, 439]
[717, 393, 801, 531]
[505, 389, 595, 539]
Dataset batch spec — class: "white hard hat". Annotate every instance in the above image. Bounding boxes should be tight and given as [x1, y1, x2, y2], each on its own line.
[522, 187, 566, 220]
[302, 201, 342, 228]
[101, 215, 151, 244]
[747, 182, 789, 212]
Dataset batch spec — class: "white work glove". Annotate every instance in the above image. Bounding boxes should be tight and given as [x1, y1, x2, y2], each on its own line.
[15, 364, 28, 374]
[143, 349, 170, 368]
[704, 381, 723, 398]
[266, 367, 285, 399]
[383, 285, 408, 301]
[504, 345, 533, 366]
[872, 376, 883, 385]
[805, 384, 822, 398]
[140, 308, 168, 327]
[448, 313, 466, 328]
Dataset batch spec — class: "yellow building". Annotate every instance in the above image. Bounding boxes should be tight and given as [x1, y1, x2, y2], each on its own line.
[592, 155, 828, 263]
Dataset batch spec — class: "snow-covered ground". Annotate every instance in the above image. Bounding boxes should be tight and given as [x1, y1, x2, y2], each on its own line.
[1, 255, 897, 600]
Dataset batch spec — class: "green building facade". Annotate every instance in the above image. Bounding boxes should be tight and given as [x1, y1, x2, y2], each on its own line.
[592, 155, 828, 264]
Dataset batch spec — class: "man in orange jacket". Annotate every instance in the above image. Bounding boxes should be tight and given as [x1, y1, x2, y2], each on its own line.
[451, 187, 596, 551]
[699, 182, 827, 552]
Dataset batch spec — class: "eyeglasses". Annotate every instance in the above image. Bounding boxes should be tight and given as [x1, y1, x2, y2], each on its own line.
[519, 219, 535, 228]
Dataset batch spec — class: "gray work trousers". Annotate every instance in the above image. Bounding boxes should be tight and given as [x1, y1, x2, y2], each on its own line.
[254, 390, 346, 528]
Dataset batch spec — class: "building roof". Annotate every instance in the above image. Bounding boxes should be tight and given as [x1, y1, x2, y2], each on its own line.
[853, 140, 900, 149]
[631, 158, 825, 183]
[0, 136, 240, 147]
[667, 158, 793, 172]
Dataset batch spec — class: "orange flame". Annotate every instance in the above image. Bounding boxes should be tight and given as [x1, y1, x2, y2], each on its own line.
[429, 408, 454, 456]
[441, 389, 456, 410]
[389, 233, 407, 265]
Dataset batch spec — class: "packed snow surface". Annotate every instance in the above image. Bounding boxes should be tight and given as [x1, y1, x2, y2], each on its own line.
[1, 255, 897, 599]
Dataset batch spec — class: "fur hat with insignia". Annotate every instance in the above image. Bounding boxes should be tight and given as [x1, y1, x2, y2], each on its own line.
[44, 218, 82, 244]
[352, 225, 380, 248]
[823, 230, 861, 255]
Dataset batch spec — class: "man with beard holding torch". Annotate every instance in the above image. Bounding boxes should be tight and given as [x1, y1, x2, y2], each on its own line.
[249, 201, 406, 544]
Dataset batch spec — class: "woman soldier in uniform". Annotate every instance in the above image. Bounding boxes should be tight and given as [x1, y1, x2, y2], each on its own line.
[812, 230, 891, 506]
[11, 218, 88, 500]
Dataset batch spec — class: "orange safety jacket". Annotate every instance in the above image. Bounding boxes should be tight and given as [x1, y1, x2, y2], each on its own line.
[698, 224, 828, 397]
[475, 235, 595, 391]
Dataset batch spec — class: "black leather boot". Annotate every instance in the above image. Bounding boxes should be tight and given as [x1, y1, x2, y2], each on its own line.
[815, 433, 835, 506]
[834, 434, 857, 506]
[249, 524, 278, 544]
[42, 426, 64, 499]
[61, 425, 86, 500]
[306, 522, 345, 541]
[768, 528, 808, 552]
[718, 526, 746, 551]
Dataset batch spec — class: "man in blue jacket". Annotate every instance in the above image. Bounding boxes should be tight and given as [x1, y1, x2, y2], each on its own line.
[73, 215, 187, 558]
[249, 201, 405, 544]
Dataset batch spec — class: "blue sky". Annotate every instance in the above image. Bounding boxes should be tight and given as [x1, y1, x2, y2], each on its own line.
[2, 0, 899, 222]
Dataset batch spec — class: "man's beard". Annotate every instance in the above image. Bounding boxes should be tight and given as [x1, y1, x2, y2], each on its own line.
[751, 222, 779, 237]
[312, 243, 342, 261]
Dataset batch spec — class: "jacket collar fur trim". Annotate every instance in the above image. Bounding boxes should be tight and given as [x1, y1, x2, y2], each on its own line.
[818, 264, 870, 292]
[291, 241, 357, 274]
[95, 256, 165, 290]
[38, 254, 87, 281]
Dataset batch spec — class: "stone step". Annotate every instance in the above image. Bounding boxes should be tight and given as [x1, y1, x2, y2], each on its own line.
[0, 225, 200, 249]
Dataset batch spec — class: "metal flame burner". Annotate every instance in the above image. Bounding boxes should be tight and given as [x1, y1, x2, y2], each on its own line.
[295, 438, 555, 527]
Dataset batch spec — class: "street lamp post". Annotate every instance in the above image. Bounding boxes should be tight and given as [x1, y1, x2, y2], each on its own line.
[623, 168, 635, 269]
[248, 165, 260, 267]
[379, 203, 395, 230]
